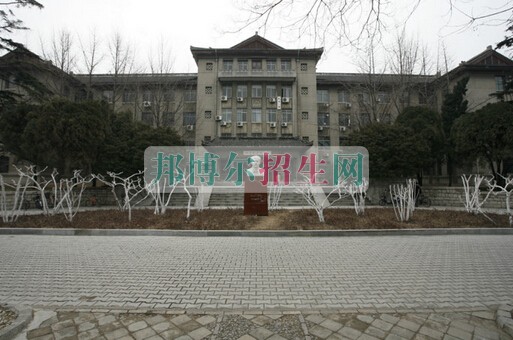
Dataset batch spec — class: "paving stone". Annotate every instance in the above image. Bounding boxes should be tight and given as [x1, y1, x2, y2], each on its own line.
[449, 321, 474, 333]
[175, 336, 193, 340]
[160, 327, 184, 339]
[195, 315, 216, 325]
[237, 336, 256, 340]
[98, 315, 117, 326]
[357, 334, 380, 340]
[104, 328, 129, 340]
[326, 333, 347, 340]
[54, 326, 77, 340]
[418, 326, 444, 340]
[28, 326, 53, 338]
[249, 326, 274, 340]
[365, 326, 387, 339]
[187, 326, 212, 340]
[397, 319, 421, 332]
[321, 319, 344, 332]
[357, 315, 374, 324]
[145, 336, 164, 340]
[50, 319, 74, 331]
[152, 321, 171, 333]
[78, 321, 95, 332]
[385, 334, 408, 340]
[251, 315, 271, 326]
[473, 326, 499, 340]
[471, 311, 495, 320]
[446, 326, 471, 340]
[338, 326, 363, 340]
[310, 324, 333, 339]
[267, 334, 288, 340]
[132, 327, 157, 340]
[145, 315, 167, 326]
[371, 319, 394, 332]
[30, 335, 55, 340]
[306, 314, 327, 324]
[128, 321, 148, 332]
[381, 314, 400, 325]
[171, 315, 192, 326]
[389, 325, 415, 339]
[77, 328, 100, 340]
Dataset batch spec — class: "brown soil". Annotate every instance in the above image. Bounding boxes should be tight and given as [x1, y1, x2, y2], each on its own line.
[0, 208, 510, 230]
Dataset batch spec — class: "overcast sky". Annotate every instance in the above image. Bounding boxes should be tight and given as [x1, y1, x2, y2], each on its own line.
[8, 0, 513, 74]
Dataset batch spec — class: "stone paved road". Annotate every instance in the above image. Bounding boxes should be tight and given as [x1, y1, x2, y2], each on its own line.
[0, 235, 512, 310]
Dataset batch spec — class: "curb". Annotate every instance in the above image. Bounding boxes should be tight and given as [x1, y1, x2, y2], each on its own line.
[497, 303, 513, 338]
[0, 304, 32, 340]
[1, 227, 513, 237]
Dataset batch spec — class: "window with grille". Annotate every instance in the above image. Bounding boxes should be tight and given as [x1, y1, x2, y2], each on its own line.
[222, 109, 232, 122]
[300, 63, 307, 71]
[301, 112, 309, 120]
[183, 112, 196, 126]
[301, 87, 308, 95]
[204, 111, 212, 119]
[282, 109, 292, 123]
[206, 62, 213, 71]
[268, 109, 277, 122]
[318, 113, 329, 126]
[237, 109, 247, 122]
[205, 86, 213, 94]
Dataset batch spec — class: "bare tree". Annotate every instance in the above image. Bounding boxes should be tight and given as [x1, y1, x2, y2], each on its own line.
[107, 31, 134, 111]
[236, 0, 513, 47]
[79, 29, 104, 100]
[390, 179, 416, 222]
[487, 175, 513, 227]
[460, 174, 494, 223]
[0, 172, 29, 223]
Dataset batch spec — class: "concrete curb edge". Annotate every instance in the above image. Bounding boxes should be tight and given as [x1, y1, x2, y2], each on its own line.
[0, 227, 513, 237]
[496, 303, 513, 338]
[0, 304, 32, 340]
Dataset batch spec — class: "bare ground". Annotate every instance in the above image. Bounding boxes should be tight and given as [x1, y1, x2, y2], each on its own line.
[0, 208, 510, 230]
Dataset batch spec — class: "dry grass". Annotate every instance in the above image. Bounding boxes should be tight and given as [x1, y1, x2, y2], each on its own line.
[0, 208, 510, 230]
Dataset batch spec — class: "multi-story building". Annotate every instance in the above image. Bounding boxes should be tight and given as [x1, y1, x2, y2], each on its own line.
[2, 34, 513, 153]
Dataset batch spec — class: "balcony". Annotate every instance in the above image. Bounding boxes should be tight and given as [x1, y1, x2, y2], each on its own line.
[218, 69, 296, 81]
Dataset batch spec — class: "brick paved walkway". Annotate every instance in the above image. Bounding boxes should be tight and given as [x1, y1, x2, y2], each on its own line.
[0, 235, 512, 310]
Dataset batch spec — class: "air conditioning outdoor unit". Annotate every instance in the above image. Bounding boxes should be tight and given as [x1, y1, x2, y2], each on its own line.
[269, 122, 277, 128]
[220, 121, 228, 127]
[318, 126, 324, 131]
[143, 101, 151, 107]
[237, 97, 244, 102]
[339, 126, 347, 132]
[268, 97, 276, 103]
[281, 122, 288, 128]
[324, 103, 329, 107]
[237, 121, 244, 127]
[345, 102, 352, 108]
[221, 96, 228, 102]
[215, 115, 223, 121]
[282, 97, 290, 104]
[186, 125, 194, 131]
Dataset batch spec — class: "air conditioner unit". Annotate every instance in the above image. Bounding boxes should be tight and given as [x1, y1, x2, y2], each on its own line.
[221, 96, 228, 102]
[345, 102, 352, 108]
[347, 118, 351, 127]
[143, 101, 151, 107]
[237, 121, 244, 127]
[324, 103, 329, 107]
[282, 97, 290, 104]
[318, 126, 324, 131]
[339, 126, 347, 132]
[220, 121, 228, 127]
[269, 122, 277, 128]
[376, 97, 382, 103]
[215, 115, 223, 121]
[236, 97, 244, 102]
[186, 125, 194, 131]
[268, 97, 276, 103]
[281, 122, 288, 128]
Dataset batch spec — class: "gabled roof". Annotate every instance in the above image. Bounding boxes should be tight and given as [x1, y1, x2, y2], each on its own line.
[464, 46, 513, 66]
[231, 34, 284, 50]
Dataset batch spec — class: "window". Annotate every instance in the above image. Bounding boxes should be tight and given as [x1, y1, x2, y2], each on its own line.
[252, 60, 262, 71]
[281, 59, 291, 71]
[238, 59, 248, 72]
[102, 90, 113, 102]
[205, 86, 213, 94]
[123, 90, 136, 103]
[496, 76, 505, 92]
[418, 92, 428, 105]
[268, 109, 277, 122]
[142, 90, 152, 102]
[223, 60, 233, 71]
[0, 155, 9, 173]
[300, 63, 307, 71]
[252, 109, 262, 123]
[183, 112, 196, 126]
[318, 136, 330, 146]
[222, 108, 232, 122]
[302, 136, 309, 143]
[301, 87, 309, 95]
[165, 90, 175, 102]
[318, 113, 329, 126]
[281, 86, 292, 98]
[206, 62, 213, 71]
[236, 85, 247, 98]
[267, 59, 276, 72]
[222, 86, 232, 98]
[204, 111, 212, 119]
[337, 90, 349, 103]
[317, 90, 329, 103]
[358, 93, 370, 104]
[377, 92, 390, 103]
[339, 112, 350, 126]
[266, 85, 277, 98]
[237, 109, 247, 122]
[163, 112, 174, 126]
[360, 112, 371, 125]
[184, 89, 196, 102]
[301, 112, 309, 120]
[251, 85, 262, 98]
[282, 109, 292, 123]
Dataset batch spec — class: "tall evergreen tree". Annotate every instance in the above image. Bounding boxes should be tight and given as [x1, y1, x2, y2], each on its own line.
[441, 77, 469, 186]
